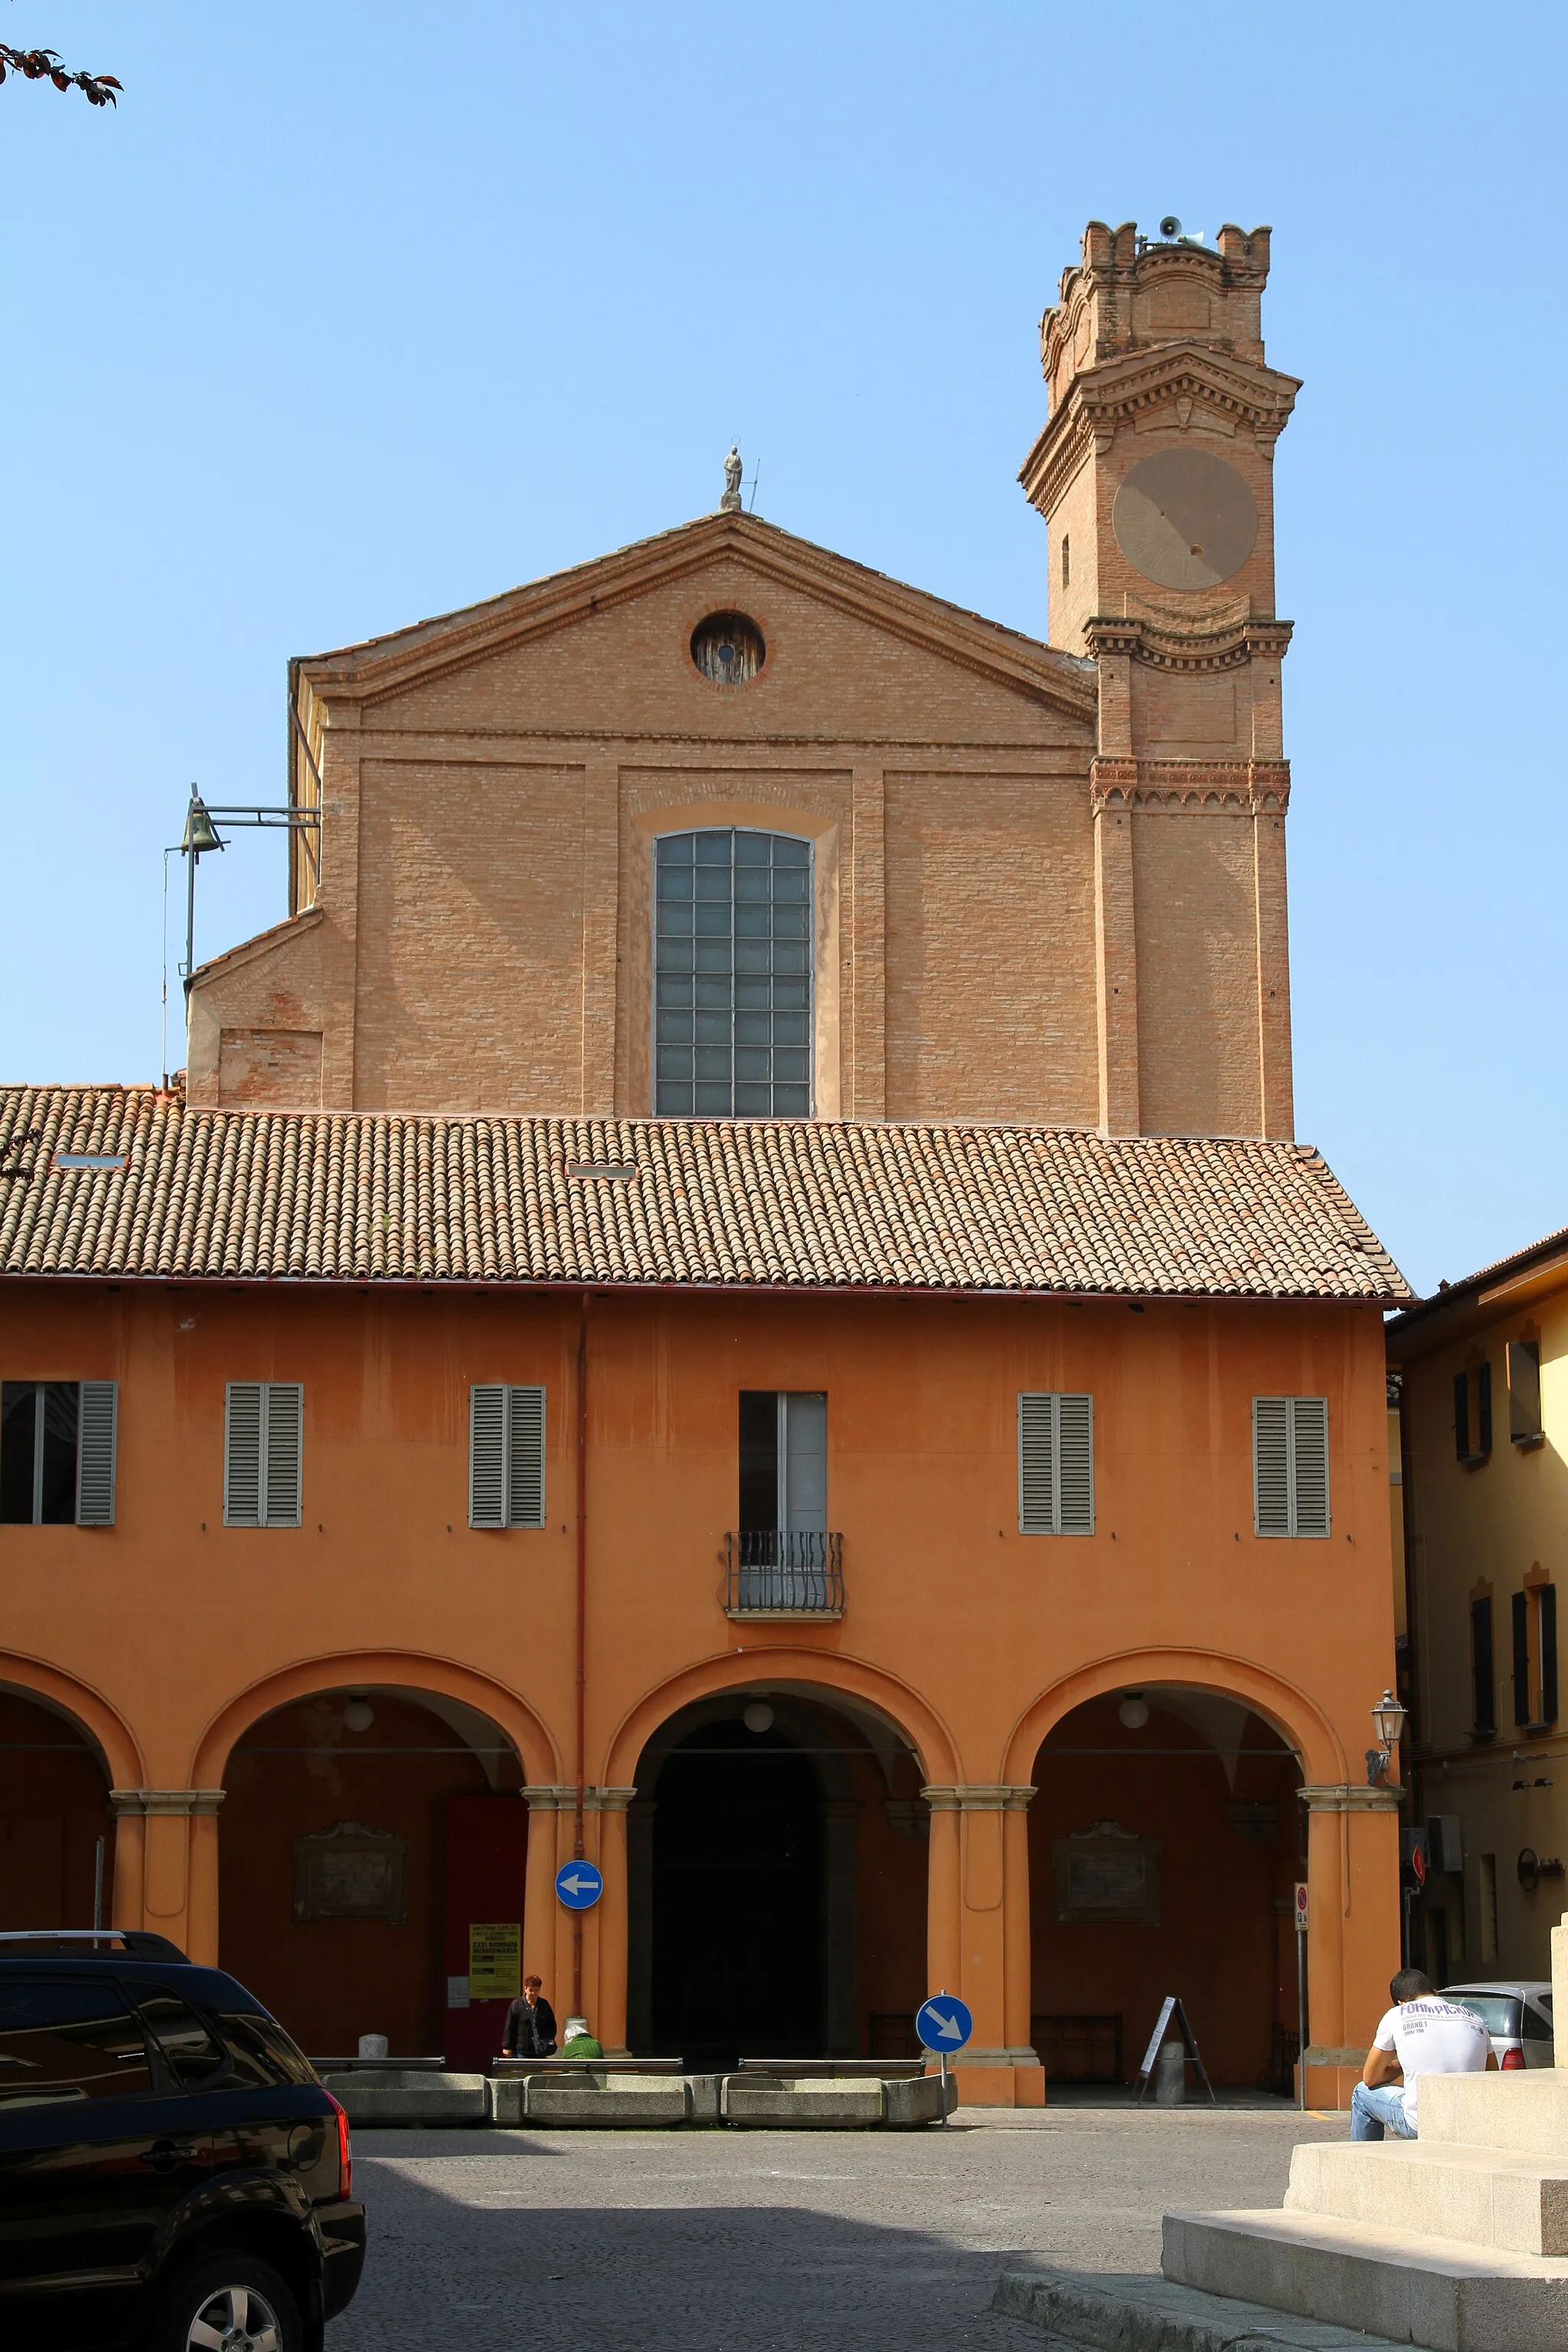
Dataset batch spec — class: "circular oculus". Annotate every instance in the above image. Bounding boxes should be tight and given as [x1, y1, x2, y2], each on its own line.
[1112, 448, 1258, 591]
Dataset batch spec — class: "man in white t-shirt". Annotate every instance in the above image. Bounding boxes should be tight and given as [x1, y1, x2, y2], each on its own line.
[1351, 1966, 1491, 2138]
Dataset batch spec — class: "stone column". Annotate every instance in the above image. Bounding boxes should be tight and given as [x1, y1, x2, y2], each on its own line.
[923, 1785, 1042, 2107]
[1553, 1910, 1568, 2066]
[521, 1786, 574, 2006]
[1298, 1782, 1400, 2109]
[109, 1788, 225, 1956]
[110, 1805, 145, 1931]
[923, 1787, 962, 1997]
[585, 1785, 636, 2053]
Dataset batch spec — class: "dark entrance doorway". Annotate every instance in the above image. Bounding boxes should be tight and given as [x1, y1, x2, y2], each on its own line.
[651, 1717, 822, 2069]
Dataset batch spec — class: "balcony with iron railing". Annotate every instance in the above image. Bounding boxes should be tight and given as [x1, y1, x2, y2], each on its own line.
[724, 1529, 844, 1619]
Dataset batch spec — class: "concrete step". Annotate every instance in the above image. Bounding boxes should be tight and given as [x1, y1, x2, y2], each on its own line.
[1419, 2071, 1568, 2159]
[1163, 2205, 1568, 2352]
[1287, 2138, 1568, 2257]
[990, 2263, 1407, 2352]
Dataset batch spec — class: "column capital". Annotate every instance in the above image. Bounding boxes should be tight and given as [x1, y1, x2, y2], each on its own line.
[110, 1788, 225, 1818]
[921, 1784, 1036, 1813]
[521, 1785, 579, 1812]
[1297, 1782, 1401, 1813]
[522, 1784, 639, 1812]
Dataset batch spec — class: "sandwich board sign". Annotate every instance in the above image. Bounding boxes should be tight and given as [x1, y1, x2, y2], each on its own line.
[1135, 1994, 1215, 2105]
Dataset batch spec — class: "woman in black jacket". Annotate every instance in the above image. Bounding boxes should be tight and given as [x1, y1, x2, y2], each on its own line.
[501, 1975, 557, 2058]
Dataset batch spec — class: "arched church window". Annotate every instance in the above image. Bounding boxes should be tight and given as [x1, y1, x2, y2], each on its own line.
[655, 829, 812, 1118]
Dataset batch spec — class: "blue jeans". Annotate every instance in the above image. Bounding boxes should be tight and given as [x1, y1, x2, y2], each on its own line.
[1351, 2080, 1413, 2140]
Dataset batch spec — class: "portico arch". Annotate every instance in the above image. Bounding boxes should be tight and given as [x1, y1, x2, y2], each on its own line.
[603, 1645, 958, 1789]
[0, 1658, 144, 1932]
[1006, 1650, 1376, 2099]
[191, 1648, 561, 1790]
[1001, 1646, 1347, 1788]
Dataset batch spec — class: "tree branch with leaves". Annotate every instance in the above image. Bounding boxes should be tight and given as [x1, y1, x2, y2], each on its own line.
[1, 41, 120, 103]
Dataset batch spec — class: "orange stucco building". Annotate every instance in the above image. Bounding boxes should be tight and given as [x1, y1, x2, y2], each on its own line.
[2, 220, 1408, 2105]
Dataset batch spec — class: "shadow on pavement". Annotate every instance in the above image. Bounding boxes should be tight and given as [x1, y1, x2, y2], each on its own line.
[332, 2134, 1044, 2351]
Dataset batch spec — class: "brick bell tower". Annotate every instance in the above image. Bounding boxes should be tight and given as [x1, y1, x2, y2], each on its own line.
[1021, 220, 1300, 1140]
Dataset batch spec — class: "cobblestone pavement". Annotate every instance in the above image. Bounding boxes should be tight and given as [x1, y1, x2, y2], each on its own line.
[332, 2105, 1344, 2350]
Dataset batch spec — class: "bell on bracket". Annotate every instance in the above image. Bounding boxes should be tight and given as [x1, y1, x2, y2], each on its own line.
[181, 793, 225, 857]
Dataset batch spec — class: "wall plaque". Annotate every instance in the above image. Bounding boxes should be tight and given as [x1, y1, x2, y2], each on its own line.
[1053, 1820, 1161, 1926]
[292, 1820, 407, 1923]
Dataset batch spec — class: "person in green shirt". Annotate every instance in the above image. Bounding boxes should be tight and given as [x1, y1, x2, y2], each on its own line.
[560, 2015, 604, 2060]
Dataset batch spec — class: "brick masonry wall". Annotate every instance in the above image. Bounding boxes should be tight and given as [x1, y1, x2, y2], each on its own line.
[884, 771, 1099, 1124]
[1132, 811, 1261, 1136]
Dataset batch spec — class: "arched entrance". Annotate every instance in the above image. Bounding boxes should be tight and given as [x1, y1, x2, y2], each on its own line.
[0, 1684, 113, 1929]
[627, 1687, 929, 2070]
[1028, 1685, 1304, 2092]
[219, 1684, 526, 2063]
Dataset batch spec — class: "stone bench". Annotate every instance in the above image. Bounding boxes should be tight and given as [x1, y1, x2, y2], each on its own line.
[491, 2071, 694, 2127]
[322, 2068, 488, 2126]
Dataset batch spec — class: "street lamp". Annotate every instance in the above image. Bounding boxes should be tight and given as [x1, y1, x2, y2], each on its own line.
[1366, 1688, 1408, 1786]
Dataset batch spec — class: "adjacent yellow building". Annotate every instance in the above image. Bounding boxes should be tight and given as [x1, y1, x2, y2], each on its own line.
[1388, 1226, 1568, 1988]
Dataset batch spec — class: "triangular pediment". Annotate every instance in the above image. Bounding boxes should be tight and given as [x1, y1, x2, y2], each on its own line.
[293, 511, 1097, 729]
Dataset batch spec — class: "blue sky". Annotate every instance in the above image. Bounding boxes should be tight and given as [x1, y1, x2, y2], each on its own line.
[2, 2, 1562, 1295]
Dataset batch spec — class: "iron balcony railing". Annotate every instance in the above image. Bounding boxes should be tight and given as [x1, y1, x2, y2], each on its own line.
[724, 1529, 844, 1616]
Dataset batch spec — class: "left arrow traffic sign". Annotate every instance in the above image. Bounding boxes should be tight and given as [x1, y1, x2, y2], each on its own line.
[554, 1860, 604, 1910]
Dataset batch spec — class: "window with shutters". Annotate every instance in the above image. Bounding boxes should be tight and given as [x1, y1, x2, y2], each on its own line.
[224, 1383, 303, 1528]
[469, 1386, 547, 1529]
[1252, 1396, 1330, 1537]
[1511, 1582, 1559, 1729]
[0, 1380, 118, 1526]
[1017, 1393, 1095, 1536]
[1508, 1340, 1544, 1447]
[1471, 1594, 1496, 1737]
[1454, 1363, 1492, 1468]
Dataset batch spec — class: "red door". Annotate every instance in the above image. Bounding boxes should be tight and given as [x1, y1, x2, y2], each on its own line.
[443, 1795, 528, 2069]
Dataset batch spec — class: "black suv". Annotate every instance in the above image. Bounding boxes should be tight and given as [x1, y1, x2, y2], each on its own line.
[0, 1932, 365, 2350]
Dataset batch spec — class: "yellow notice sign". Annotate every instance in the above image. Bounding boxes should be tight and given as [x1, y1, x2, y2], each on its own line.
[468, 1922, 521, 2001]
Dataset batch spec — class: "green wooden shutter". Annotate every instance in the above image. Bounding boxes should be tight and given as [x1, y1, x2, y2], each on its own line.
[1453, 1371, 1470, 1462]
[1471, 1597, 1496, 1735]
[506, 1386, 547, 1528]
[75, 1380, 118, 1527]
[262, 1383, 303, 1527]
[1476, 1363, 1493, 1458]
[1540, 1586, 1559, 1726]
[470, 1386, 507, 1528]
[1056, 1394, 1095, 1536]
[224, 1383, 264, 1527]
[1018, 1393, 1056, 1534]
[1513, 1591, 1531, 1726]
[1253, 1397, 1290, 1535]
[1289, 1397, 1330, 1537]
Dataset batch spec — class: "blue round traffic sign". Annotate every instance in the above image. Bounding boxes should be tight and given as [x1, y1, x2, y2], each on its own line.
[554, 1860, 604, 1910]
[915, 1994, 973, 2053]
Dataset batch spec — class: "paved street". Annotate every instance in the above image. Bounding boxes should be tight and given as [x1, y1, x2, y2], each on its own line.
[334, 2105, 1346, 2350]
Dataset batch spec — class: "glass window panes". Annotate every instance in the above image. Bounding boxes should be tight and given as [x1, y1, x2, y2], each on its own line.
[655, 831, 812, 1116]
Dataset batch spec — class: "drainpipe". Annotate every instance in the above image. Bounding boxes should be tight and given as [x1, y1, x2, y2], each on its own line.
[573, 1289, 588, 2014]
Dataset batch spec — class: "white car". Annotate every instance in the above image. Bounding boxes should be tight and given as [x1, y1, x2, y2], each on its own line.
[1441, 1980, 1554, 2069]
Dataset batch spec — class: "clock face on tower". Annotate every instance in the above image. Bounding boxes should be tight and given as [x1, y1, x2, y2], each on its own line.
[1112, 448, 1258, 591]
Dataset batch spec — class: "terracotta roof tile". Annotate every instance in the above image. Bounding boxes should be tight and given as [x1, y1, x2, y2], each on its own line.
[0, 1088, 1411, 1301]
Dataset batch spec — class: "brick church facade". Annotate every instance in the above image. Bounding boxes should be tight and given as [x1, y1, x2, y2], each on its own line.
[2, 221, 1406, 2104]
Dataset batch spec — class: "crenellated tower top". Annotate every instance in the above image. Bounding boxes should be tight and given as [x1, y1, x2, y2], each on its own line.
[1040, 221, 1272, 418]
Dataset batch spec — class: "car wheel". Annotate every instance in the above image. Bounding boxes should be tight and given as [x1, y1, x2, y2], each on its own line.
[152, 2252, 303, 2352]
